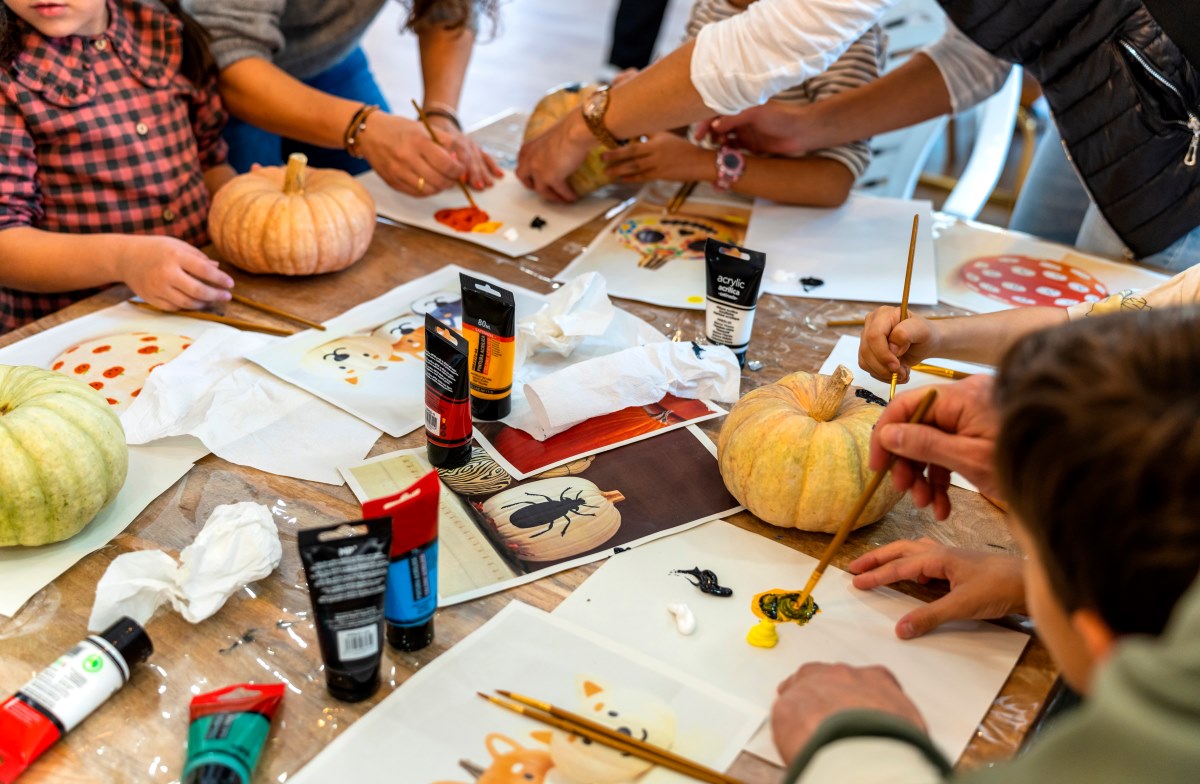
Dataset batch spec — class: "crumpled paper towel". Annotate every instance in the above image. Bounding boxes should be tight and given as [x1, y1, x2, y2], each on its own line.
[88, 502, 281, 632]
[121, 329, 381, 485]
[518, 272, 614, 360]
[518, 341, 742, 440]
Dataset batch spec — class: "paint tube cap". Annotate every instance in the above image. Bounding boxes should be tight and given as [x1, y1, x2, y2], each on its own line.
[326, 664, 380, 703]
[184, 763, 243, 784]
[99, 616, 153, 667]
[470, 395, 510, 421]
[386, 618, 434, 652]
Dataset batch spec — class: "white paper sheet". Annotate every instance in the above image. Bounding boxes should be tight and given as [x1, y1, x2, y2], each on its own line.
[745, 194, 939, 304]
[287, 601, 765, 784]
[0, 445, 196, 617]
[554, 521, 1029, 766]
[934, 217, 1167, 313]
[818, 334, 993, 493]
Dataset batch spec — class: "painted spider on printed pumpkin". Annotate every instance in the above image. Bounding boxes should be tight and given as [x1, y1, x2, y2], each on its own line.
[615, 215, 740, 270]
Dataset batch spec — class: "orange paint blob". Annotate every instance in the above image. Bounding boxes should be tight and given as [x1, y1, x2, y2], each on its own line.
[435, 206, 492, 233]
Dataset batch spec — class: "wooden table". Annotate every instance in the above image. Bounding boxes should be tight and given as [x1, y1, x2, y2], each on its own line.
[0, 211, 1056, 784]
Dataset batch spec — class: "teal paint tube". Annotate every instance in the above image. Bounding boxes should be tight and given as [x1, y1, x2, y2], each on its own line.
[184, 683, 284, 784]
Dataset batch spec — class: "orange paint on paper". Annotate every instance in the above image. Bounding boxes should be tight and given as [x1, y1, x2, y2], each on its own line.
[435, 206, 494, 233]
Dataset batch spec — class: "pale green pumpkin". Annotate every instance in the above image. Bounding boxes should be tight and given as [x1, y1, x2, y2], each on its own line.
[0, 365, 128, 547]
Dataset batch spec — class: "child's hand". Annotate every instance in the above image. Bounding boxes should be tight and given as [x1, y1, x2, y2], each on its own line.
[849, 539, 1026, 638]
[859, 306, 942, 383]
[119, 236, 234, 311]
[601, 133, 709, 184]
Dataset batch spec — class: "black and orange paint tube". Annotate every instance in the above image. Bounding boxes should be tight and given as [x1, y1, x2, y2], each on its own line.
[424, 313, 473, 468]
[459, 273, 515, 421]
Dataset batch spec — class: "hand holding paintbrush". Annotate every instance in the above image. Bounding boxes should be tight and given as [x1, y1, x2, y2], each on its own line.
[411, 99, 480, 210]
[889, 215, 921, 401]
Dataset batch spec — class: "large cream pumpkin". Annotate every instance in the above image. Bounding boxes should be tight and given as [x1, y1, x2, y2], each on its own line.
[717, 365, 903, 533]
[478, 477, 624, 563]
[208, 153, 376, 275]
[0, 365, 128, 547]
[524, 83, 612, 197]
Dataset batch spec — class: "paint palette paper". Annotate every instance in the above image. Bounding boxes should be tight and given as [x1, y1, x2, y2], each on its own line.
[554, 521, 1029, 765]
[340, 426, 743, 605]
[745, 194, 939, 303]
[934, 217, 1167, 313]
[286, 601, 765, 784]
[555, 182, 754, 310]
[818, 334, 993, 492]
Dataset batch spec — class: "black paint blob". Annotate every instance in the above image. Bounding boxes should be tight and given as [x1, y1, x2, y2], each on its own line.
[856, 388, 888, 407]
[672, 566, 733, 597]
[800, 277, 825, 292]
[530, 216, 547, 230]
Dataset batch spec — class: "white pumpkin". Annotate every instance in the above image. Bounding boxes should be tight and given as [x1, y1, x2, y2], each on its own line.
[479, 477, 623, 562]
[0, 365, 128, 547]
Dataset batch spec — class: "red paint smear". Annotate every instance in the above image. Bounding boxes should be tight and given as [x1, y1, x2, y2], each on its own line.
[435, 206, 490, 233]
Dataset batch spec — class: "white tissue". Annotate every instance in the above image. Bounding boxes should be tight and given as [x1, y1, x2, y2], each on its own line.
[88, 502, 282, 632]
[517, 272, 615, 360]
[121, 330, 381, 485]
[518, 341, 742, 440]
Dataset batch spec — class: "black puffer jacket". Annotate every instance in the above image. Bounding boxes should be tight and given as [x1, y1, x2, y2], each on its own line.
[941, 0, 1200, 258]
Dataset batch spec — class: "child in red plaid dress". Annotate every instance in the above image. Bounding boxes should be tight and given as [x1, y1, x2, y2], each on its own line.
[0, 0, 236, 333]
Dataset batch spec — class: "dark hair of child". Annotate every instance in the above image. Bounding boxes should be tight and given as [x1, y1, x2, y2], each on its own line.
[0, 0, 216, 85]
[405, 0, 500, 35]
[994, 306, 1200, 637]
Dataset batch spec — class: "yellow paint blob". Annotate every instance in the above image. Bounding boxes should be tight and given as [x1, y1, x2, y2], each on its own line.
[686, 295, 704, 304]
[746, 619, 779, 648]
[471, 221, 504, 234]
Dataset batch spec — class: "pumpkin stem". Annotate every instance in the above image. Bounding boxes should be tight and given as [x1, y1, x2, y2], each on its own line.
[601, 490, 626, 504]
[283, 152, 308, 195]
[809, 365, 854, 422]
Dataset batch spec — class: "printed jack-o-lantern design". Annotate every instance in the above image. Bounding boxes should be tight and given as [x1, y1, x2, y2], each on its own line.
[301, 334, 395, 385]
[615, 214, 740, 270]
[432, 733, 553, 784]
[411, 290, 463, 330]
[958, 255, 1108, 308]
[477, 477, 624, 563]
[548, 679, 677, 783]
[50, 332, 191, 411]
[371, 313, 426, 361]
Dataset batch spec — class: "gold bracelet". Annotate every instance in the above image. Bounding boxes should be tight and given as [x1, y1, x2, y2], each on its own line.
[344, 104, 381, 158]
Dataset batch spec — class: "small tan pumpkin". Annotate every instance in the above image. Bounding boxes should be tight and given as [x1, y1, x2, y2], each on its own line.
[479, 477, 624, 562]
[524, 83, 612, 197]
[208, 153, 376, 275]
[717, 365, 903, 533]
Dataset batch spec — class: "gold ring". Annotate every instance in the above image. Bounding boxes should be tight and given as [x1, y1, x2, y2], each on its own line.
[416, 175, 426, 193]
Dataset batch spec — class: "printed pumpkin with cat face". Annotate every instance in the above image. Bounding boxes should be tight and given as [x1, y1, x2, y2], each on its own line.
[300, 334, 397, 385]
[50, 332, 192, 411]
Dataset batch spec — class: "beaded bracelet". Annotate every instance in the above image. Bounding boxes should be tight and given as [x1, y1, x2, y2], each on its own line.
[343, 104, 381, 158]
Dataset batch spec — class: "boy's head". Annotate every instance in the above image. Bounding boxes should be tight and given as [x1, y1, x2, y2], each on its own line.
[994, 307, 1200, 692]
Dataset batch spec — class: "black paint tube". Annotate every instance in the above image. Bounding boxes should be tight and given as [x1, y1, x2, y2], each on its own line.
[297, 518, 391, 703]
[459, 273, 516, 421]
[704, 237, 766, 367]
[424, 313, 473, 468]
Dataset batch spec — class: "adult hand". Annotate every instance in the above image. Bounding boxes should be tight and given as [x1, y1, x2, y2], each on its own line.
[516, 109, 595, 202]
[772, 663, 926, 763]
[602, 133, 709, 184]
[119, 236, 234, 311]
[859, 306, 943, 383]
[871, 376, 1002, 518]
[360, 112, 465, 197]
[698, 101, 822, 156]
[849, 539, 1026, 639]
[428, 115, 504, 191]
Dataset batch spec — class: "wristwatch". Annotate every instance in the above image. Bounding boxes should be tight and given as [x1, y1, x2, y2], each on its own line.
[582, 86, 628, 149]
[715, 145, 746, 191]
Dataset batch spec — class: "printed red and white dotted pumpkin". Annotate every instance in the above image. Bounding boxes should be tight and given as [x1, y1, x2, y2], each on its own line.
[958, 255, 1109, 308]
[50, 332, 192, 411]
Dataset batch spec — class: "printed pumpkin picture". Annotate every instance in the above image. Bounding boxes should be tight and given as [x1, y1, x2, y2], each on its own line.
[49, 332, 192, 411]
[475, 477, 625, 564]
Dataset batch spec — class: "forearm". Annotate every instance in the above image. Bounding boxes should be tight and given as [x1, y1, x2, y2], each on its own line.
[935, 308, 1068, 364]
[734, 156, 854, 206]
[0, 227, 126, 292]
[418, 26, 474, 112]
[204, 164, 238, 198]
[605, 41, 710, 138]
[218, 58, 359, 149]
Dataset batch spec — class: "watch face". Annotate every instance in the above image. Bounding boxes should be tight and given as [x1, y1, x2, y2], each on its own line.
[720, 151, 740, 170]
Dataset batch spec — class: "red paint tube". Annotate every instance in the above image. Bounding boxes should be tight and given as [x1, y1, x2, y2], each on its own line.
[184, 683, 285, 784]
[424, 312, 472, 469]
[0, 618, 152, 783]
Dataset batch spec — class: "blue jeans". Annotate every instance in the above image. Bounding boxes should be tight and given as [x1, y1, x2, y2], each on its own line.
[1077, 205, 1200, 273]
[223, 47, 391, 175]
[1009, 121, 1091, 246]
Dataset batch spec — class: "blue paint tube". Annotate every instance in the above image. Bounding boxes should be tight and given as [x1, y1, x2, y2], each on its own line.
[362, 469, 441, 652]
[704, 237, 766, 367]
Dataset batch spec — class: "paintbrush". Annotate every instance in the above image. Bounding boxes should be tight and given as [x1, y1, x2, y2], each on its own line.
[478, 692, 744, 784]
[792, 387, 939, 613]
[229, 292, 326, 331]
[826, 315, 953, 329]
[889, 214, 920, 401]
[411, 99, 479, 211]
[130, 300, 296, 337]
[911, 362, 973, 380]
[666, 180, 698, 214]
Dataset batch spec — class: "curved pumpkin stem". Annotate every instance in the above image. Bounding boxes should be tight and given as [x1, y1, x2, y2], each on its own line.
[283, 152, 308, 195]
[809, 365, 854, 422]
[600, 490, 626, 504]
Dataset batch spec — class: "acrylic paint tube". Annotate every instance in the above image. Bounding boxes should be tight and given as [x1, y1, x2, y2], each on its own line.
[459, 273, 516, 421]
[0, 617, 152, 783]
[424, 312, 473, 468]
[362, 469, 441, 652]
[183, 683, 285, 784]
[704, 237, 766, 367]
[297, 518, 391, 702]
